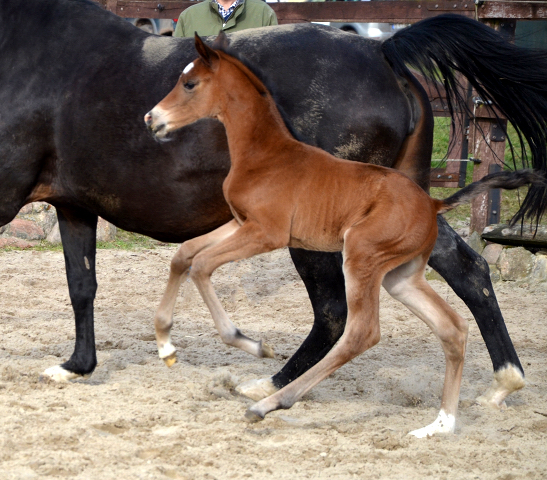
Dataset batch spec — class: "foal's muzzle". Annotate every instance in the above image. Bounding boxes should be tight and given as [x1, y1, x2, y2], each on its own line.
[144, 110, 170, 142]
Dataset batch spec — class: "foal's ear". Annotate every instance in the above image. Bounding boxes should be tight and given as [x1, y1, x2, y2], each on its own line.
[194, 33, 220, 69]
[213, 30, 230, 50]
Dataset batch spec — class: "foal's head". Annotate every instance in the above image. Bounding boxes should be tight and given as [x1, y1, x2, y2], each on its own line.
[145, 32, 264, 141]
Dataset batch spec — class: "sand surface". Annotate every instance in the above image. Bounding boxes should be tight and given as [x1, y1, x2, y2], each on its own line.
[0, 247, 546, 479]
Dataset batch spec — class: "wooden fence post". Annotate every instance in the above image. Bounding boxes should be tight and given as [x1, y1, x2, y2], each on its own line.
[469, 19, 516, 234]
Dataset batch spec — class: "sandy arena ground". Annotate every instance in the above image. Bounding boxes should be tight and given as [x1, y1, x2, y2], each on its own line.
[0, 246, 546, 479]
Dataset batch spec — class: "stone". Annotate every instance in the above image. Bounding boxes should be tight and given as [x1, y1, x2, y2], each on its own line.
[0, 238, 36, 249]
[3, 219, 45, 241]
[2, 203, 117, 246]
[45, 217, 116, 244]
[425, 266, 446, 283]
[17, 204, 34, 215]
[97, 218, 117, 242]
[46, 222, 61, 244]
[467, 230, 485, 255]
[482, 243, 504, 265]
[497, 247, 535, 281]
[489, 265, 502, 283]
[17, 203, 57, 236]
[530, 253, 547, 283]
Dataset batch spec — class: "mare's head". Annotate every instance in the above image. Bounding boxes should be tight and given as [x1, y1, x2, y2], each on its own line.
[145, 33, 231, 141]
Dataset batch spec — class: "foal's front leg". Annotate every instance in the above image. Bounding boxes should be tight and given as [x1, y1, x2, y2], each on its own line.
[154, 220, 240, 366]
[190, 221, 285, 358]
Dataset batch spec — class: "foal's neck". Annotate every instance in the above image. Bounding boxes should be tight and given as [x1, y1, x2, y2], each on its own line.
[216, 60, 295, 169]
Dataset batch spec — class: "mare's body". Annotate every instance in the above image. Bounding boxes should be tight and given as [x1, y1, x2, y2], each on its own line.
[2, 0, 547, 405]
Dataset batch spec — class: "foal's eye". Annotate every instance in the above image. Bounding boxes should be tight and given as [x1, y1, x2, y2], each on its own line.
[183, 81, 196, 91]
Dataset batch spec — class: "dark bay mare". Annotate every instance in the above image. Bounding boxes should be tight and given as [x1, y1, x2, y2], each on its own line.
[2, 0, 547, 406]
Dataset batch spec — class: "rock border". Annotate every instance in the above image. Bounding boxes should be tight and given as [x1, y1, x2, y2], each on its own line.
[0, 202, 116, 248]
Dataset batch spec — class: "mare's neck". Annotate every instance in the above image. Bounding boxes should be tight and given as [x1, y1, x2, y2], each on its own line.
[216, 69, 295, 170]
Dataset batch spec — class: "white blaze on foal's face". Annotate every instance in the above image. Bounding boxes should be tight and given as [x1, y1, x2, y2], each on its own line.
[183, 62, 194, 74]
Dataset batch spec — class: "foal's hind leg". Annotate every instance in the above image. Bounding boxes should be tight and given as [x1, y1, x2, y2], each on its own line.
[237, 249, 347, 401]
[383, 256, 468, 437]
[246, 233, 386, 422]
[154, 220, 240, 366]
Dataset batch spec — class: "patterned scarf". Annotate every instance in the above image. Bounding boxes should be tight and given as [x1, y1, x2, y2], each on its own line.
[215, 0, 243, 22]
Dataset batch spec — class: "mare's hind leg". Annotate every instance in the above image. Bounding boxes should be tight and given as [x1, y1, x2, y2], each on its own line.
[383, 256, 468, 437]
[42, 208, 99, 382]
[430, 217, 525, 407]
[154, 220, 241, 366]
[237, 249, 347, 400]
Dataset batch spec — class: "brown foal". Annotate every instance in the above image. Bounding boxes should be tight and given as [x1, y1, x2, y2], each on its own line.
[144, 33, 543, 437]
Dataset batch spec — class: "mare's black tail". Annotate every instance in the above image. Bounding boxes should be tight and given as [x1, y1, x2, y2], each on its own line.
[382, 14, 547, 223]
[438, 170, 546, 215]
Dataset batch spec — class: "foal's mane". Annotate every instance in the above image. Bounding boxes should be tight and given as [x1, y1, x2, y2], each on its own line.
[212, 43, 303, 142]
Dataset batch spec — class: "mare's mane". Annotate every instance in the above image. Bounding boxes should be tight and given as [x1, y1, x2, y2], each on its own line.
[212, 42, 304, 142]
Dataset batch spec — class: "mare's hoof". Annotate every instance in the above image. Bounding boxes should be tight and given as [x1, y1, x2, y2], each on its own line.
[41, 365, 81, 383]
[476, 395, 507, 410]
[260, 341, 274, 359]
[476, 364, 525, 409]
[163, 352, 177, 368]
[236, 377, 278, 401]
[244, 408, 265, 423]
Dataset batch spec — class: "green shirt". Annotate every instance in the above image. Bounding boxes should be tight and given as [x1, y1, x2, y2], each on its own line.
[173, 0, 278, 38]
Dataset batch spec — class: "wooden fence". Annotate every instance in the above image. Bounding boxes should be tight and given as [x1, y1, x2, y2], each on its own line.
[96, 0, 547, 233]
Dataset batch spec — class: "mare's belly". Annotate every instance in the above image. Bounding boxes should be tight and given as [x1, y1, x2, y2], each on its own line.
[288, 235, 344, 253]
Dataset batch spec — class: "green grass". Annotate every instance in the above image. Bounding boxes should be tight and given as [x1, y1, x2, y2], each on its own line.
[430, 117, 546, 228]
[96, 229, 168, 250]
[0, 230, 170, 253]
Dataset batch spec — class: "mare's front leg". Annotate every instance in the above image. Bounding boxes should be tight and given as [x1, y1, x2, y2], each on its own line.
[237, 249, 347, 400]
[430, 217, 525, 407]
[189, 221, 285, 358]
[154, 220, 241, 366]
[42, 208, 98, 382]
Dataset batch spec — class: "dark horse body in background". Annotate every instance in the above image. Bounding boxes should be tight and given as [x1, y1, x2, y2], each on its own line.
[2, 0, 547, 404]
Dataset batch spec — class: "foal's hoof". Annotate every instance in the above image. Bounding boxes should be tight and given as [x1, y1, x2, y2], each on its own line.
[163, 352, 177, 368]
[158, 342, 177, 367]
[259, 341, 274, 359]
[409, 410, 455, 438]
[244, 408, 265, 423]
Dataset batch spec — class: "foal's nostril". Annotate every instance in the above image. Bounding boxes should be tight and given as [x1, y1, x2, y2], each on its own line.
[144, 112, 153, 127]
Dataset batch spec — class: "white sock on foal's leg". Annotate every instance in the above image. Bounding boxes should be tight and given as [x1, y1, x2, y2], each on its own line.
[158, 339, 177, 367]
[409, 409, 455, 438]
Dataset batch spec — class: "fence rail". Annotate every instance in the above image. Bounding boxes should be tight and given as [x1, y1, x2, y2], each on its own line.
[97, 0, 547, 22]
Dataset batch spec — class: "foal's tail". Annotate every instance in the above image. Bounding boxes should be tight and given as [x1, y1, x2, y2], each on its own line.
[437, 170, 547, 215]
[382, 14, 547, 224]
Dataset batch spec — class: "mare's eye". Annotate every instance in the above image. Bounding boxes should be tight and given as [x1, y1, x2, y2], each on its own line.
[184, 81, 196, 91]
